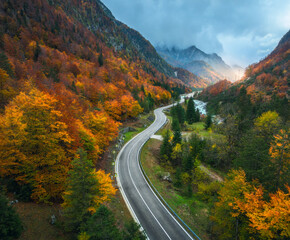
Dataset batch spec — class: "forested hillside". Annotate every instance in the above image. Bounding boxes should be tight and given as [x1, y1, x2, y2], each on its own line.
[0, 0, 206, 239]
[189, 30, 290, 239]
[0, 0, 192, 202]
[200, 30, 289, 119]
[150, 30, 289, 237]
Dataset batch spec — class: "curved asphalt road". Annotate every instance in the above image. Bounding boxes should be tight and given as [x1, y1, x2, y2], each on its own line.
[116, 101, 200, 240]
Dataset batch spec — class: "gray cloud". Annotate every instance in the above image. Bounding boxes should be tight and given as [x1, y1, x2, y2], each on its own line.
[102, 0, 290, 67]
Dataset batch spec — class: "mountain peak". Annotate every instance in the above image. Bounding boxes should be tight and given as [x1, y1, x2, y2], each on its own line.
[277, 29, 290, 48]
[186, 45, 198, 51]
[157, 45, 242, 83]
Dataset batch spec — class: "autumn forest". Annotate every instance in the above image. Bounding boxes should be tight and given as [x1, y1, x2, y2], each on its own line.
[0, 0, 289, 240]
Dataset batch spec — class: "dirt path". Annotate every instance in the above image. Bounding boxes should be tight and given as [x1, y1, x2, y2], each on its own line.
[198, 164, 223, 182]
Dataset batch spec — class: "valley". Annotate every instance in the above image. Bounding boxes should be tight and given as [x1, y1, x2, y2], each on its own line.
[0, 0, 289, 240]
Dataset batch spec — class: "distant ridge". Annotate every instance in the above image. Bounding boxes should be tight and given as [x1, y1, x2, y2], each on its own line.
[157, 45, 244, 83]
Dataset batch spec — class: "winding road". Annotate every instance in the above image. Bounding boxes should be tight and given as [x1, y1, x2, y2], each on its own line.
[115, 100, 201, 240]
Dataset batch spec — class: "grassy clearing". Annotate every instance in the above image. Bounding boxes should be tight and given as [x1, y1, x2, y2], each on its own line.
[141, 139, 210, 240]
[14, 202, 71, 240]
[184, 122, 225, 142]
[123, 113, 154, 143]
[124, 126, 146, 143]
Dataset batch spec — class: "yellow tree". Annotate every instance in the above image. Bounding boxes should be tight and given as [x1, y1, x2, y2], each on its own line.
[269, 129, 290, 189]
[254, 111, 281, 140]
[211, 169, 256, 239]
[83, 110, 120, 157]
[0, 88, 72, 202]
[238, 185, 290, 239]
[90, 170, 117, 213]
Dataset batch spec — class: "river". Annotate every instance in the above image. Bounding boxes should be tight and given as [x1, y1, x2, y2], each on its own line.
[181, 92, 207, 115]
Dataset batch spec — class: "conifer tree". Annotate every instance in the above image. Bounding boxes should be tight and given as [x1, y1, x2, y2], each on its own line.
[176, 103, 186, 126]
[0, 52, 14, 78]
[196, 108, 200, 122]
[174, 167, 182, 188]
[62, 148, 116, 232]
[62, 148, 99, 232]
[0, 193, 23, 240]
[205, 114, 212, 130]
[186, 97, 196, 124]
[123, 221, 146, 240]
[33, 42, 41, 62]
[83, 205, 122, 240]
[172, 118, 182, 145]
[160, 130, 172, 163]
[98, 51, 104, 66]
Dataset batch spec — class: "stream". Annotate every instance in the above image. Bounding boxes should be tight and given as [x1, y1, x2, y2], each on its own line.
[181, 92, 207, 115]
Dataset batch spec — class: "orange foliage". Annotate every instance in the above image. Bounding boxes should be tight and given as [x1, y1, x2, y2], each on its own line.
[0, 88, 72, 202]
[104, 94, 143, 120]
[237, 186, 290, 239]
[0, 0, 191, 203]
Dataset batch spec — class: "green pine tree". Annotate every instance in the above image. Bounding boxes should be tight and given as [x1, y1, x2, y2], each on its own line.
[33, 42, 41, 62]
[160, 130, 172, 163]
[0, 193, 23, 240]
[62, 148, 99, 232]
[186, 97, 196, 124]
[176, 103, 186, 126]
[0, 52, 14, 78]
[195, 108, 200, 122]
[98, 51, 104, 66]
[172, 118, 182, 145]
[174, 167, 182, 188]
[205, 114, 212, 130]
[83, 205, 122, 240]
[123, 221, 146, 240]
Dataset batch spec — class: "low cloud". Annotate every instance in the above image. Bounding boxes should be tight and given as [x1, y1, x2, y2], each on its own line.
[102, 0, 290, 67]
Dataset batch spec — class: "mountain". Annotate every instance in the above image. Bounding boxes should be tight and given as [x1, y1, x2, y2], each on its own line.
[174, 67, 209, 89]
[0, 0, 211, 203]
[199, 29, 289, 118]
[183, 60, 223, 84]
[67, 0, 208, 88]
[242, 29, 290, 102]
[157, 46, 244, 83]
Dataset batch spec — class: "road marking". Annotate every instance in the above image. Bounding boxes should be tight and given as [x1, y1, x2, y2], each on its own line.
[136, 122, 195, 240]
[127, 140, 172, 240]
[116, 96, 199, 240]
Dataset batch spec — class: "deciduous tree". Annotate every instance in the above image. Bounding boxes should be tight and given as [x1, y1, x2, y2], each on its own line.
[0, 88, 72, 202]
[269, 129, 290, 190]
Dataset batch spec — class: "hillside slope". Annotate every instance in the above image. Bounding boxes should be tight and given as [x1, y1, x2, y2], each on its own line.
[0, 0, 206, 203]
[199, 30, 289, 118]
[243, 29, 290, 101]
[69, 0, 207, 88]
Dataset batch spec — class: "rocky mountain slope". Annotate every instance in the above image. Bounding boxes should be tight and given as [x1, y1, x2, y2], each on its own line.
[199, 29, 289, 117]
[80, 0, 208, 88]
[157, 46, 244, 83]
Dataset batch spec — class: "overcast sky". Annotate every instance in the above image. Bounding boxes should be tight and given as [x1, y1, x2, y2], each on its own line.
[101, 0, 290, 67]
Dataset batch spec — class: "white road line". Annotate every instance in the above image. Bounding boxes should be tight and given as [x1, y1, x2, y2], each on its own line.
[136, 135, 195, 240]
[115, 96, 197, 240]
[115, 133, 148, 238]
[127, 140, 172, 240]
